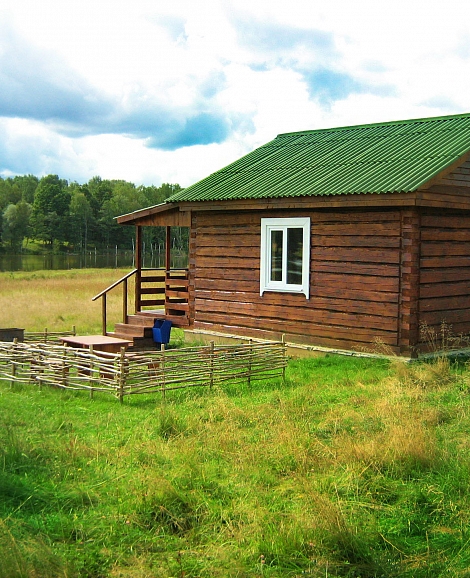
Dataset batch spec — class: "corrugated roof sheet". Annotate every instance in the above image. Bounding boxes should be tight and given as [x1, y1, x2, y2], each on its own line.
[167, 113, 470, 203]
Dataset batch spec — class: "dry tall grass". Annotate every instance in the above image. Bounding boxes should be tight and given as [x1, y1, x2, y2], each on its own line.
[0, 269, 134, 334]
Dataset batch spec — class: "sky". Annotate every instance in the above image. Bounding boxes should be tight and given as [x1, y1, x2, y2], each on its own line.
[1, 0, 470, 188]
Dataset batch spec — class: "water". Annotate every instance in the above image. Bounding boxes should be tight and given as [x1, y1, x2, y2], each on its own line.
[0, 252, 188, 272]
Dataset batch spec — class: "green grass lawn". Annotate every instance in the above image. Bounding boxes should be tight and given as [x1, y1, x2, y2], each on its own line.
[2, 354, 470, 577]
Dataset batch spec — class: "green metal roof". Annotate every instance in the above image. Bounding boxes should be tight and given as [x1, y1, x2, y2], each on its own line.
[167, 113, 470, 203]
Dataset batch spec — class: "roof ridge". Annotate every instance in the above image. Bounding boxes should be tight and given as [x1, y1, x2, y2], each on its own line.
[277, 112, 470, 138]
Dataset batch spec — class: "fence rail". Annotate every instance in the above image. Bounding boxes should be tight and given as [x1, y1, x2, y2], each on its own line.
[23, 327, 76, 343]
[0, 339, 287, 402]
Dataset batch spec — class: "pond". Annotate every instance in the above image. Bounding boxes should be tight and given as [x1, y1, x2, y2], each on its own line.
[0, 251, 188, 272]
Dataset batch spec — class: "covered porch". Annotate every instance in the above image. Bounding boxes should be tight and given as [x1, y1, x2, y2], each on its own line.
[92, 203, 192, 348]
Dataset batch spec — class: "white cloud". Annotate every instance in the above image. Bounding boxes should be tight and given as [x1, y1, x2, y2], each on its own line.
[1, 0, 470, 186]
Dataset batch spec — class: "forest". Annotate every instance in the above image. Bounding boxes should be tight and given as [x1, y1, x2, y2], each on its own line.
[0, 174, 183, 253]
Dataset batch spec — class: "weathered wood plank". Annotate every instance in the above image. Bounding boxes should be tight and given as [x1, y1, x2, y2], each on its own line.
[313, 271, 399, 291]
[421, 256, 470, 268]
[421, 230, 470, 241]
[194, 315, 396, 343]
[195, 289, 399, 316]
[420, 295, 470, 311]
[311, 235, 400, 248]
[421, 244, 470, 257]
[421, 214, 470, 228]
[196, 256, 259, 269]
[196, 298, 398, 331]
[312, 261, 399, 276]
[196, 246, 260, 258]
[420, 281, 470, 298]
[193, 321, 400, 351]
[420, 268, 470, 283]
[311, 247, 400, 264]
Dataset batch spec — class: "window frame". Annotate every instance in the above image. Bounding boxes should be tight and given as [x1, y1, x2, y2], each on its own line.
[260, 217, 310, 298]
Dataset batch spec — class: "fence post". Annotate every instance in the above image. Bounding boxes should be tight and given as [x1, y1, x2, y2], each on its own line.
[209, 341, 215, 389]
[61, 345, 69, 388]
[247, 339, 253, 389]
[10, 339, 17, 388]
[282, 334, 286, 383]
[161, 346, 166, 399]
[118, 347, 126, 404]
[89, 345, 94, 399]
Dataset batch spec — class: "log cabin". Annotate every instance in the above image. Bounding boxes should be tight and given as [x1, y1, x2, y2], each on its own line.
[111, 113, 470, 356]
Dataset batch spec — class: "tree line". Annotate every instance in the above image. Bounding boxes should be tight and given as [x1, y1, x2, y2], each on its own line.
[0, 175, 183, 253]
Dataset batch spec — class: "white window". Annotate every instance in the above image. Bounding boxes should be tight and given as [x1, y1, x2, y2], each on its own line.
[260, 217, 310, 298]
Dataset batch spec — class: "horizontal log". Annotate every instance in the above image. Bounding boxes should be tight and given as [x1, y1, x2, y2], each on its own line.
[421, 256, 470, 268]
[420, 268, 470, 283]
[166, 302, 190, 311]
[193, 321, 399, 352]
[420, 295, 470, 311]
[195, 298, 398, 331]
[196, 278, 258, 292]
[311, 247, 400, 264]
[194, 274, 398, 302]
[311, 235, 400, 248]
[195, 289, 399, 317]
[196, 256, 259, 269]
[420, 309, 470, 325]
[196, 246, 261, 258]
[197, 234, 260, 248]
[421, 243, 470, 257]
[310, 223, 400, 236]
[420, 280, 470, 298]
[312, 261, 399, 276]
[309, 211, 401, 224]
[194, 267, 259, 281]
[313, 271, 399, 291]
[421, 230, 470, 241]
[194, 315, 397, 344]
[166, 287, 189, 296]
[421, 214, 470, 228]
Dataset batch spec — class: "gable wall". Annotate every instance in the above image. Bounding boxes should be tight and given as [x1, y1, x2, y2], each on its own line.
[435, 160, 470, 188]
[191, 208, 404, 353]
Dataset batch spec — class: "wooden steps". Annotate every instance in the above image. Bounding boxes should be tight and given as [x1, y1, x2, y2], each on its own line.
[107, 310, 189, 350]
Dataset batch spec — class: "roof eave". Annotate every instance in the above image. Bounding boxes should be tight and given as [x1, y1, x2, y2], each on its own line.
[116, 202, 178, 225]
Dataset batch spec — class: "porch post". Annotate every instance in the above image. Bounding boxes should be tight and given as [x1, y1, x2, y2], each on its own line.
[165, 226, 171, 316]
[135, 225, 142, 313]
[165, 226, 171, 272]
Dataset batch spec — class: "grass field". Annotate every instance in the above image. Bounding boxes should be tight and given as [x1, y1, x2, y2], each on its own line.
[0, 268, 134, 335]
[1, 270, 470, 576]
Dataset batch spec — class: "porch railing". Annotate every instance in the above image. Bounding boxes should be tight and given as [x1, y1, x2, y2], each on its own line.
[92, 268, 190, 335]
[92, 269, 137, 335]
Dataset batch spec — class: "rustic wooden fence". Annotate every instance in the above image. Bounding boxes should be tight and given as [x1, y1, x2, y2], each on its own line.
[0, 340, 287, 402]
[23, 327, 76, 343]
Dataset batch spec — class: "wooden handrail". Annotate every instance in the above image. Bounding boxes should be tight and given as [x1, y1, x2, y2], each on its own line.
[92, 268, 138, 302]
[92, 269, 138, 336]
[92, 267, 189, 336]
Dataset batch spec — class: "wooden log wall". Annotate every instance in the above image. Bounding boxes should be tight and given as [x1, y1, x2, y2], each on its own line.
[191, 209, 403, 353]
[419, 212, 470, 337]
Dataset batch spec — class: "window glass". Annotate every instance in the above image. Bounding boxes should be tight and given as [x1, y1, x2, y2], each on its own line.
[286, 227, 303, 285]
[270, 229, 283, 281]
